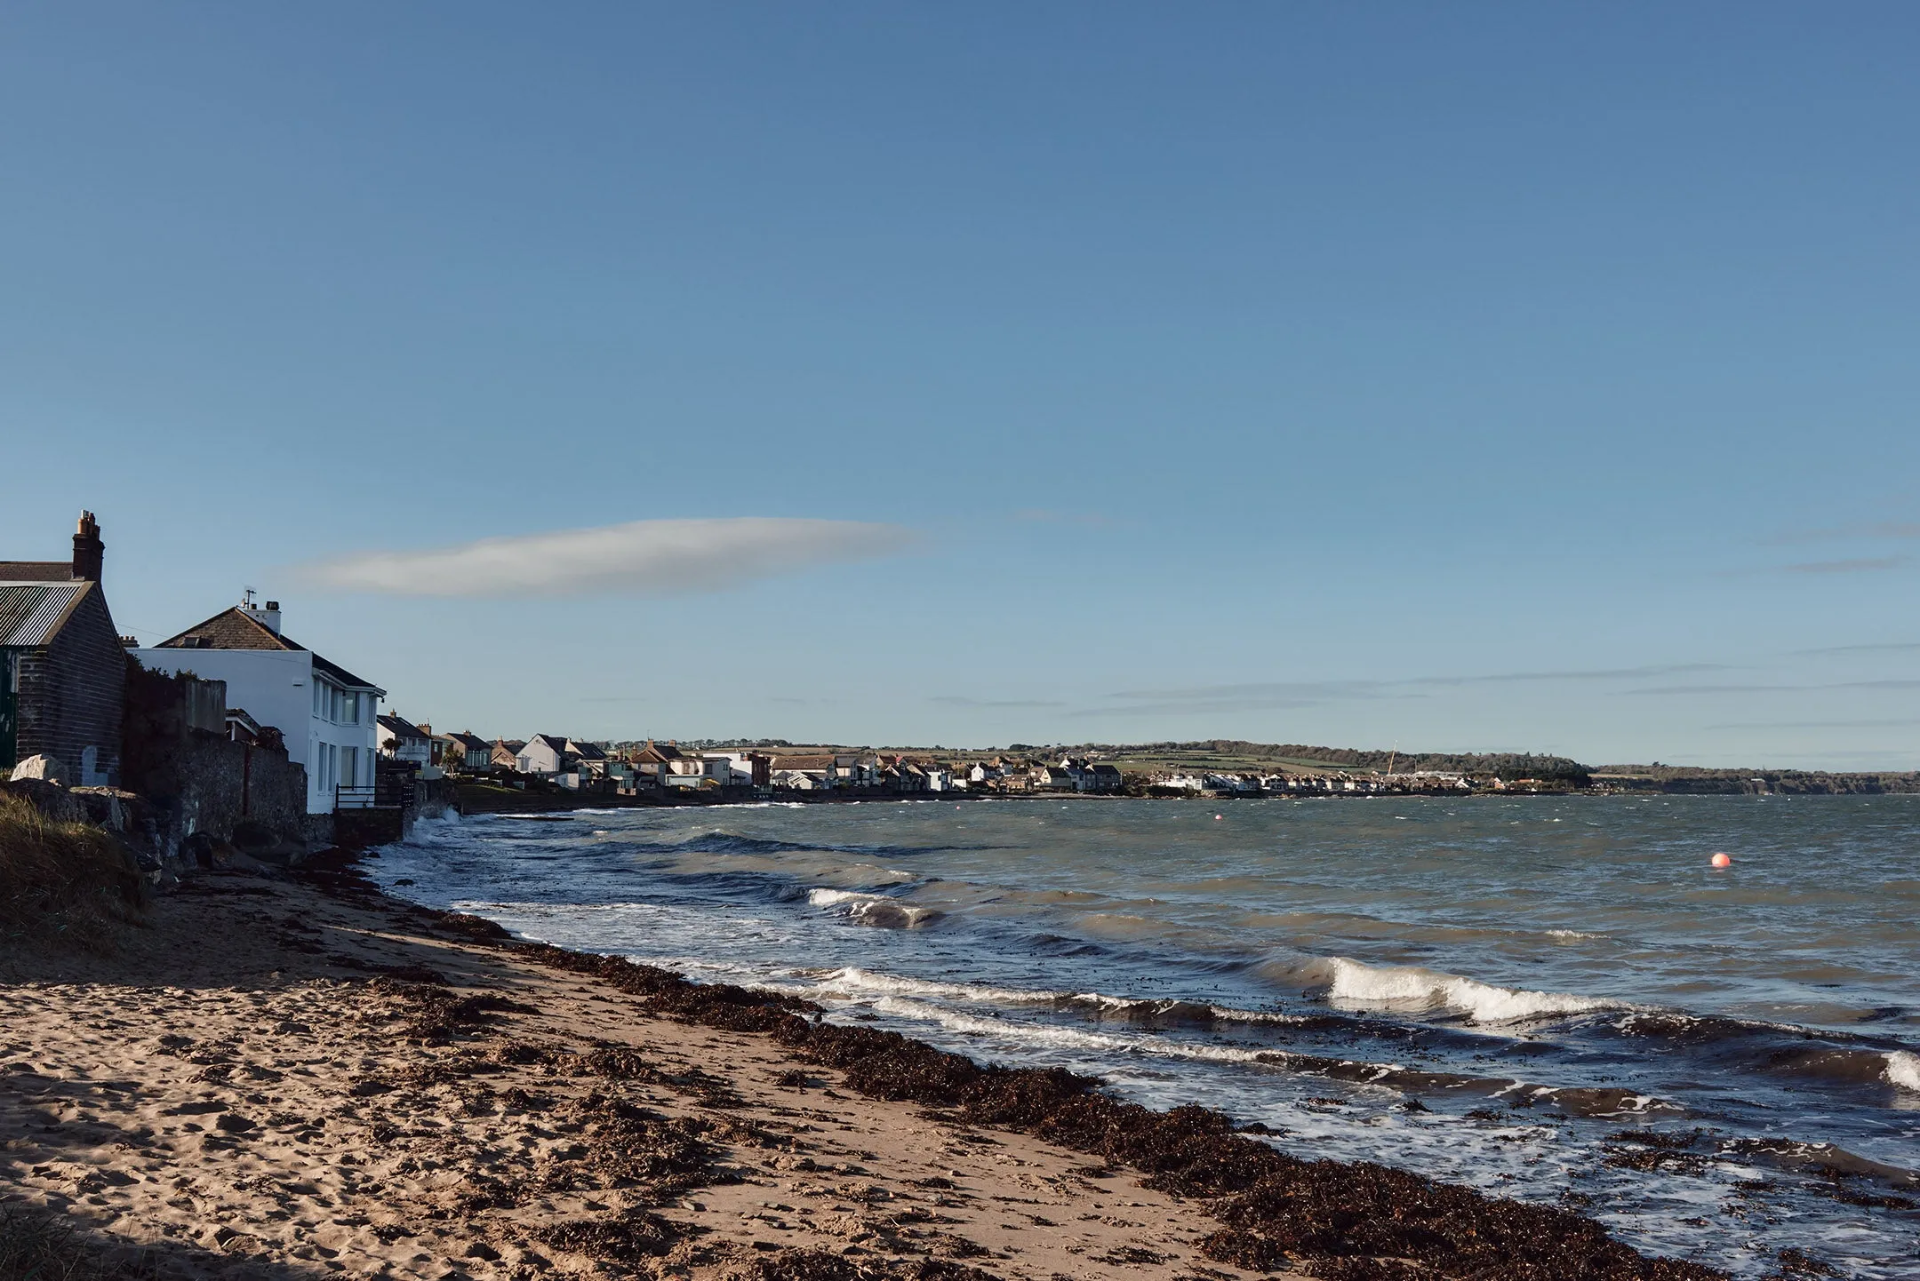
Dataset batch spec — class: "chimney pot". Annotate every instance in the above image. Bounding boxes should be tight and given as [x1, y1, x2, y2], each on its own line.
[71, 511, 104, 582]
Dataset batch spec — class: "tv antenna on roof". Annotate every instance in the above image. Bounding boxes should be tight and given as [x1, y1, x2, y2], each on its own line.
[242, 586, 257, 609]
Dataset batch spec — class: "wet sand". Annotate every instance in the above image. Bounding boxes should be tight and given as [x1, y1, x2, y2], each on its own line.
[0, 860, 1725, 1280]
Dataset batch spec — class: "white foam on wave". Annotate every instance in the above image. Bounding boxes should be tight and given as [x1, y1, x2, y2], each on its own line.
[1320, 957, 1623, 1024]
[1887, 1051, 1920, 1093]
[815, 967, 1071, 1007]
[858, 994, 1278, 1068]
[805, 967, 1318, 1031]
[807, 888, 941, 928]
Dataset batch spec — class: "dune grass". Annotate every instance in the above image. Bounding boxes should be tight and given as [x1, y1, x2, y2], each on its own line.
[0, 792, 147, 950]
[0, 1202, 165, 1281]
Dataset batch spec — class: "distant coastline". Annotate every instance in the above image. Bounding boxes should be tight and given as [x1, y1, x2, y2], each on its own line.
[441, 736, 1920, 810]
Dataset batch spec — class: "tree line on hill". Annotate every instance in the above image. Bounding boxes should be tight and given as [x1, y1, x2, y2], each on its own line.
[1074, 740, 1594, 783]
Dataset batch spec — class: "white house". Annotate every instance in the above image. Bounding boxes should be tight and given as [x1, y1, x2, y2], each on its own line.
[1033, 764, 1082, 791]
[516, 734, 570, 776]
[377, 714, 431, 767]
[130, 599, 384, 814]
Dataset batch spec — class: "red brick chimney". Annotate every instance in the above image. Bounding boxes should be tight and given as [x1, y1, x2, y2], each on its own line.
[72, 511, 103, 582]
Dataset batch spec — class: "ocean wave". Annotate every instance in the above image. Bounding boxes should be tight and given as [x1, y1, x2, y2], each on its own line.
[804, 965, 1327, 1031]
[806, 888, 942, 928]
[830, 989, 1666, 1114]
[1262, 955, 1626, 1025]
[1888, 1051, 1920, 1093]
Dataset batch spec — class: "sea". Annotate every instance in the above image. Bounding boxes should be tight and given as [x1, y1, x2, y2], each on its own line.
[367, 794, 1920, 1277]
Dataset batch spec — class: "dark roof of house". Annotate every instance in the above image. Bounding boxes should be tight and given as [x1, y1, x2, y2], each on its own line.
[0, 581, 93, 648]
[378, 714, 427, 740]
[153, 607, 383, 693]
[565, 740, 607, 760]
[450, 732, 491, 751]
[497, 739, 527, 752]
[0, 561, 74, 583]
[524, 734, 568, 751]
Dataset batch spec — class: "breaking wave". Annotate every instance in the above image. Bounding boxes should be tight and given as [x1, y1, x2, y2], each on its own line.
[1888, 1051, 1920, 1093]
[1259, 955, 1626, 1025]
[807, 888, 942, 928]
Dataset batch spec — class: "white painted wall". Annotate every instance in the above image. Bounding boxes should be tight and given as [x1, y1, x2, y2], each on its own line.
[129, 647, 380, 814]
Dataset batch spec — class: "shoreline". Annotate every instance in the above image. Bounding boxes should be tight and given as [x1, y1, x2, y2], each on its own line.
[0, 851, 1728, 1280]
[3, 845, 1728, 1275]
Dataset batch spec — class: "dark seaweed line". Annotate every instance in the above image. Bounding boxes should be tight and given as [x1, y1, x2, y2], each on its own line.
[418, 907, 1730, 1281]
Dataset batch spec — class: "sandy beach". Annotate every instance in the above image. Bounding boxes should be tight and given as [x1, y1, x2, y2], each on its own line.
[1, 857, 1725, 1281]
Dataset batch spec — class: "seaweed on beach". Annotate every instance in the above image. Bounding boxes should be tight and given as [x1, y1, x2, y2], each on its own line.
[363, 976, 535, 1044]
[740, 1248, 1002, 1281]
[528, 1209, 687, 1262]
[508, 941, 1732, 1280]
[549, 1089, 737, 1196]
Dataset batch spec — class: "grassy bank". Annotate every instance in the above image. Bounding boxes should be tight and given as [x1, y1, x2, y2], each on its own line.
[0, 791, 146, 950]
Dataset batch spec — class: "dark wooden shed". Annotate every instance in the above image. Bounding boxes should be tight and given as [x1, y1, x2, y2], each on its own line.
[0, 513, 125, 783]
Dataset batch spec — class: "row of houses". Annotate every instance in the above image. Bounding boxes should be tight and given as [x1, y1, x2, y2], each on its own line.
[399, 734, 1132, 798]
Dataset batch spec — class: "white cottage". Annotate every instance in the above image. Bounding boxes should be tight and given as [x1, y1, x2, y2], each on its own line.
[131, 600, 384, 814]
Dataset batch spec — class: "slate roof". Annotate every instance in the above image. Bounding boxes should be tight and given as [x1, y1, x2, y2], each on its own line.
[154, 607, 383, 693]
[450, 732, 492, 752]
[0, 561, 73, 583]
[378, 714, 427, 741]
[565, 740, 608, 761]
[0, 581, 92, 648]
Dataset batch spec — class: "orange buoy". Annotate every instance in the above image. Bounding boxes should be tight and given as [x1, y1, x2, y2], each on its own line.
[1711, 852, 1732, 868]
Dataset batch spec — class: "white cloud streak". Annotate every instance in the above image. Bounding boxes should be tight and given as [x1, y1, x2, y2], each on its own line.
[298, 517, 914, 598]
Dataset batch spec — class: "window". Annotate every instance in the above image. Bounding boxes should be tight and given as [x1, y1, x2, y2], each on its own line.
[343, 692, 358, 725]
[341, 746, 358, 788]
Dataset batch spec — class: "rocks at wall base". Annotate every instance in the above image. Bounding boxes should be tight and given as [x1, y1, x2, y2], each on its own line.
[10, 754, 67, 784]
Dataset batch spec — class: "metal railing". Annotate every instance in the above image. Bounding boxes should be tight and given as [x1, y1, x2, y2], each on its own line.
[335, 777, 411, 809]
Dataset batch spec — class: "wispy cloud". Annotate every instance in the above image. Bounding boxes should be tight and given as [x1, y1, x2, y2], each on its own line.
[297, 517, 914, 598]
[1627, 678, 1920, 696]
[1796, 640, 1920, 656]
[1705, 718, 1920, 730]
[1624, 684, 1795, 696]
[930, 696, 1069, 709]
[1780, 555, 1907, 575]
[1418, 663, 1727, 686]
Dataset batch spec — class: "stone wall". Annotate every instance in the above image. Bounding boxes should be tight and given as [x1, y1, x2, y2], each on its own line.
[16, 586, 124, 784]
[167, 733, 309, 848]
[121, 661, 314, 863]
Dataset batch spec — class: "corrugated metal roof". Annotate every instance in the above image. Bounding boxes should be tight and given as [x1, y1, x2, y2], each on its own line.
[0, 581, 88, 647]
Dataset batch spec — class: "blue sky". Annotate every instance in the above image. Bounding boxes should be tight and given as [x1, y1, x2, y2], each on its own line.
[4, 4, 1918, 766]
